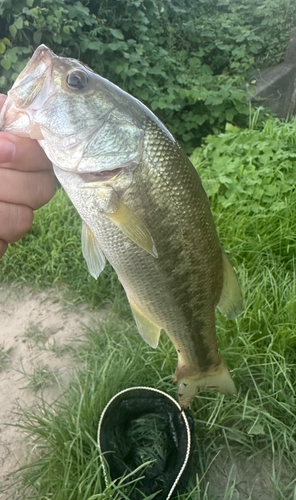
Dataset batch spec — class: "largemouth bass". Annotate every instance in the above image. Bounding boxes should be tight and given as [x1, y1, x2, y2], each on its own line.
[0, 45, 243, 408]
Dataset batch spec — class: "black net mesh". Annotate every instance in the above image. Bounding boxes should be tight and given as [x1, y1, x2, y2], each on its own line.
[98, 388, 194, 500]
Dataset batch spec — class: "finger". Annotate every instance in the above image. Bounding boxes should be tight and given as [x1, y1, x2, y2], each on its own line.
[0, 94, 52, 172]
[0, 168, 56, 210]
[0, 132, 53, 172]
[0, 201, 34, 243]
[0, 239, 8, 258]
[0, 94, 6, 110]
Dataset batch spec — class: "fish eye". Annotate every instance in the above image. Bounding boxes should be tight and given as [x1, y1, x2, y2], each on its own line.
[66, 69, 88, 90]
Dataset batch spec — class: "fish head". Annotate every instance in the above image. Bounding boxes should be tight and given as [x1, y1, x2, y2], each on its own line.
[0, 44, 147, 182]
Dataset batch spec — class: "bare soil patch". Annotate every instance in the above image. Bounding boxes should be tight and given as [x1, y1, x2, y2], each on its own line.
[0, 283, 108, 498]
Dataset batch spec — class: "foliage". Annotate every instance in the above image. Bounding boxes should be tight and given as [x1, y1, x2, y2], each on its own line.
[0, 0, 296, 151]
[191, 114, 296, 214]
[191, 115, 296, 273]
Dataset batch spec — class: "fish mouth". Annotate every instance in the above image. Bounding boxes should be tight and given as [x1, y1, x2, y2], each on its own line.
[8, 45, 54, 109]
[1, 46, 55, 136]
[79, 168, 123, 183]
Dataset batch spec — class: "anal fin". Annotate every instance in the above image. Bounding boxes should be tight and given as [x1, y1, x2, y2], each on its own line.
[128, 298, 162, 348]
[217, 250, 243, 319]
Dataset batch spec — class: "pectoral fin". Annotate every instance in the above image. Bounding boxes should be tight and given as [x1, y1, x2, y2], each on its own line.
[82, 221, 106, 279]
[107, 201, 158, 258]
[217, 251, 243, 319]
[128, 298, 162, 348]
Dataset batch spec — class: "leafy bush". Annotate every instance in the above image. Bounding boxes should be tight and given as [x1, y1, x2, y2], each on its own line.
[0, 0, 296, 151]
[190, 115, 296, 270]
[191, 115, 296, 214]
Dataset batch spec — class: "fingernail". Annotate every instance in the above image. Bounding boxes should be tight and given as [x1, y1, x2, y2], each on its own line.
[0, 140, 16, 164]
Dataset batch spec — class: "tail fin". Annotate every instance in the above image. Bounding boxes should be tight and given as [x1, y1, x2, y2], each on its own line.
[177, 363, 236, 409]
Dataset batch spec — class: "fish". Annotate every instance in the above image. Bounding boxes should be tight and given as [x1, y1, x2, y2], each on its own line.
[0, 45, 243, 408]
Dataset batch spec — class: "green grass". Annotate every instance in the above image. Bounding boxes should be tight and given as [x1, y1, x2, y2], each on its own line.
[5, 285, 296, 498]
[0, 345, 13, 372]
[1, 117, 296, 498]
[20, 363, 60, 391]
[24, 322, 48, 345]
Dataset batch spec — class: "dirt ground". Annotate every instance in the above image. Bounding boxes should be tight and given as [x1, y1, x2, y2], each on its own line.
[0, 283, 294, 500]
[0, 283, 107, 499]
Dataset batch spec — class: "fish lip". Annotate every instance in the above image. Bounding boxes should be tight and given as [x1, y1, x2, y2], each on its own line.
[4, 45, 54, 121]
[10, 45, 54, 94]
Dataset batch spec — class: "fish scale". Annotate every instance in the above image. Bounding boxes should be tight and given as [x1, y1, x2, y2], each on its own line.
[105, 119, 224, 372]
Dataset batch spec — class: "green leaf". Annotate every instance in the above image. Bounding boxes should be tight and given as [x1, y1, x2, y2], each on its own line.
[26, 0, 34, 6]
[9, 25, 17, 38]
[108, 41, 126, 51]
[6, 48, 18, 64]
[15, 17, 23, 30]
[264, 184, 278, 197]
[0, 42, 5, 54]
[74, 3, 90, 16]
[109, 28, 124, 40]
[53, 34, 62, 44]
[1, 55, 11, 70]
[33, 31, 42, 45]
[86, 41, 103, 50]
[225, 123, 240, 133]
[85, 40, 106, 55]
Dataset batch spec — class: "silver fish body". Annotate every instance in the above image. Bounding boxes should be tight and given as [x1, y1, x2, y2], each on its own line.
[0, 45, 243, 407]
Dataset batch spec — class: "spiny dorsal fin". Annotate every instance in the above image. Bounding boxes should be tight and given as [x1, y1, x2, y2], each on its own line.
[82, 221, 106, 279]
[107, 200, 158, 258]
[217, 250, 243, 319]
[128, 297, 162, 348]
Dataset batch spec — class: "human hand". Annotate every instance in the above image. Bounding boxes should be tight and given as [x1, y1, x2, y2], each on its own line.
[0, 94, 56, 258]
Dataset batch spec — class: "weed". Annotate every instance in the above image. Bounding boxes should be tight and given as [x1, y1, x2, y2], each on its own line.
[24, 322, 48, 345]
[21, 363, 59, 392]
[0, 345, 13, 372]
[47, 338, 72, 357]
